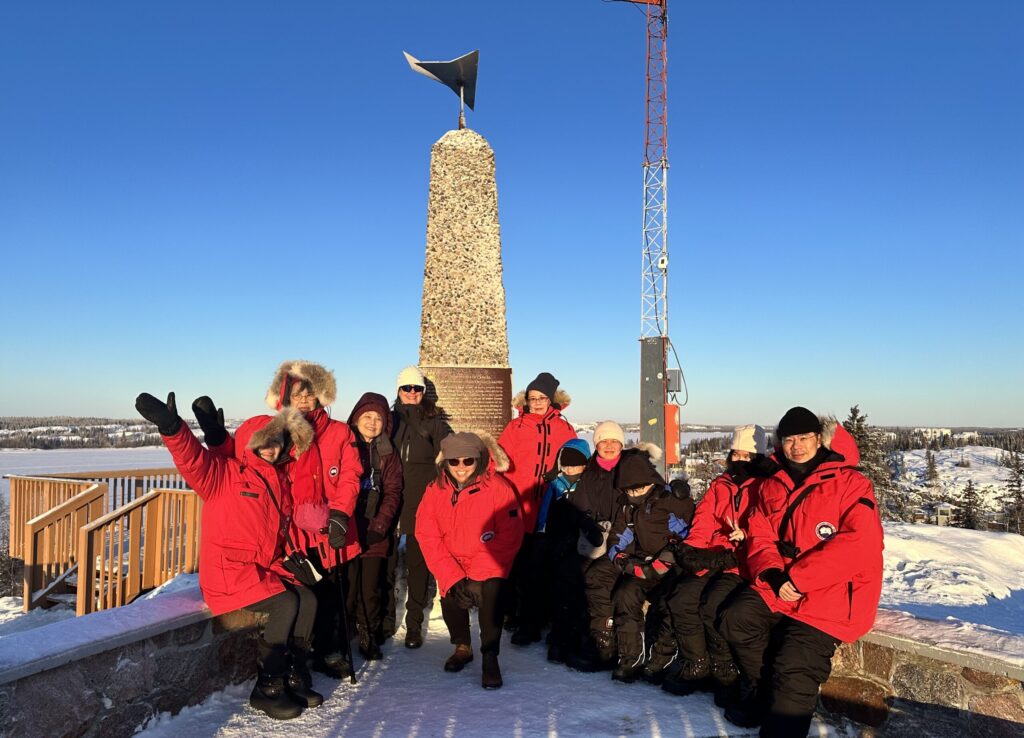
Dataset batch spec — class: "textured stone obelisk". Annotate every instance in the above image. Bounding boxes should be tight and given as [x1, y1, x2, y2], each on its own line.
[419, 128, 512, 437]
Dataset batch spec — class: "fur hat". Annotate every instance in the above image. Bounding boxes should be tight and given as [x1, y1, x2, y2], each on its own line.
[777, 407, 821, 439]
[732, 424, 767, 455]
[526, 372, 559, 402]
[593, 420, 625, 446]
[396, 366, 426, 391]
[246, 407, 314, 457]
[265, 360, 337, 410]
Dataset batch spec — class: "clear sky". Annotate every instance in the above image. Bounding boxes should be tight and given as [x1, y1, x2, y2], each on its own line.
[1, 1, 1021, 428]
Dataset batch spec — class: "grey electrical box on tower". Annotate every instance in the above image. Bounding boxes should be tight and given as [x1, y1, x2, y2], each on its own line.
[667, 368, 681, 393]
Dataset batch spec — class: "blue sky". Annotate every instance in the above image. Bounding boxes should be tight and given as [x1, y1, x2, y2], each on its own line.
[1, 1, 1021, 427]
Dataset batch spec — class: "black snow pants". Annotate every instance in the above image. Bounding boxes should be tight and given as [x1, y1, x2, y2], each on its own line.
[718, 586, 840, 738]
[440, 577, 505, 655]
[666, 571, 745, 662]
[245, 583, 317, 674]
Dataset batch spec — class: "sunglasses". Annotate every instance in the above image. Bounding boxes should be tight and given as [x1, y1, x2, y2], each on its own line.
[446, 457, 477, 467]
[399, 385, 425, 393]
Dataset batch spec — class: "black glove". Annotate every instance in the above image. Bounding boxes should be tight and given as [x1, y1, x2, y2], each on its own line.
[327, 510, 350, 549]
[760, 568, 790, 597]
[678, 545, 738, 575]
[192, 396, 227, 447]
[613, 551, 644, 576]
[135, 392, 181, 436]
[582, 518, 604, 548]
[365, 529, 387, 547]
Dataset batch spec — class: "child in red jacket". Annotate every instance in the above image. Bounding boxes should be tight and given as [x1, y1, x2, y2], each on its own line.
[415, 431, 524, 689]
[136, 393, 321, 721]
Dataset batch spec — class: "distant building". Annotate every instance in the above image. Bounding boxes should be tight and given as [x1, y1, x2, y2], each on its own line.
[916, 502, 957, 526]
[915, 428, 952, 439]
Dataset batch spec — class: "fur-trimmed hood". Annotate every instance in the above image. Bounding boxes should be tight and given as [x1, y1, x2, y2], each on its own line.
[628, 441, 663, 463]
[512, 388, 572, 413]
[240, 407, 315, 459]
[264, 360, 337, 411]
[434, 429, 510, 475]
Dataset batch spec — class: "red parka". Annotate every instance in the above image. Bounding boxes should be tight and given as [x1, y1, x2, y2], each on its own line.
[497, 388, 577, 534]
[745, 422, 884, 642]
[687, 471, 766, 579]
[162, 419, 294, 616]
[416, 434, 525, 597]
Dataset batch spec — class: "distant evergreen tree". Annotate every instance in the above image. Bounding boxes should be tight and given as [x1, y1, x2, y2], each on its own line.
[843, 405, 905, 520]
[1000, 451, 1024, 536]
[955, 480, 982, 530]
[925, 450, 940, 487]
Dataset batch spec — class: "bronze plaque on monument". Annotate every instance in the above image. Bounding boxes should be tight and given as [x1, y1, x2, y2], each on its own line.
[421, 366, 512, 439]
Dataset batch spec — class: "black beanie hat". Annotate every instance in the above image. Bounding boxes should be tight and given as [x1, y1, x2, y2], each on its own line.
[559, 446, 588, 468]
[777, 406, 822, 439]
[616, 451, 665, 490]
[526, 372, 559, 402]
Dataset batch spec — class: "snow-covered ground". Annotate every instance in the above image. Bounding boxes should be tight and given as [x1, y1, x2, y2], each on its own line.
[898, 445, 1012, 510]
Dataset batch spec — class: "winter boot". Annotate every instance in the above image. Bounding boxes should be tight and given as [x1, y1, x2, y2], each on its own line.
[710, 659, 740, 708]
[510, 626, 542, 647]
[661, 656, 710, 696]
[481, 652, 503, 689]
[359, 631, 383, 661]
[444, 643, 474, 673]
[565, 629, 616, 673]
[611, 630, 645, 684]
[723, 676, 766, 728]
[250, 670, 304, 720]
[641, 635, 678, 685]
[312, 651, 353, 680]
[286, 648, 324, 708]
[404, 628, 424, 649]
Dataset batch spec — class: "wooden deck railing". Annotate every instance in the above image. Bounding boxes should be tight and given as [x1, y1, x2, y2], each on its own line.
[77, 488, 202, 616]
[7, 468, 184, 559]
[22, 483, 107, 610]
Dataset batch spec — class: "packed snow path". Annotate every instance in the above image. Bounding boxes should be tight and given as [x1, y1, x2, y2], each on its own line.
[136, 600, 841, 737]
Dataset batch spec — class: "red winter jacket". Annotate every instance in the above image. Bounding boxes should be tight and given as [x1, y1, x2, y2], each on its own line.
[688, 471, 766, 579]
[498, 391, 577, 534]
[745, 423, 884, 642]
[213, 407, 363, 570]
[162, 423, 290, 616]
[415, 436, 525, 596]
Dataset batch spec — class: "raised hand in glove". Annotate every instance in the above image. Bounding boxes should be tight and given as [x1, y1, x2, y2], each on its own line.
[192, 396, 227, 447]
[135, 392, 182, 436]
[327, 510, 350, 549]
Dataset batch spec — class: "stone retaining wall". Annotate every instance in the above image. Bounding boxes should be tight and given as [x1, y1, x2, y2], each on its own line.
[821, 614, 1024, 737]
[0, 588, 259, 738]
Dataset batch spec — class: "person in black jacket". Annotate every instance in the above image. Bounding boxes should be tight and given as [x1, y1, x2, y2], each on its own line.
[605, 445, 696, 683]
[388, 366, 453, 648]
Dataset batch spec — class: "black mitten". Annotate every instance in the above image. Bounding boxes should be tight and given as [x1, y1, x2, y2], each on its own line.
[327, 510, 350, 549]
[365, 529, 387, 547]
[760, 568, 790, 597]
[135, 392, 181, 436]
[191, 396, 227, 447]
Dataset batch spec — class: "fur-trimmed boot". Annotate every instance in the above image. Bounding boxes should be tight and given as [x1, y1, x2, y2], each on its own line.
[250, 670, 304, 720]
[286, 647, 323, 708]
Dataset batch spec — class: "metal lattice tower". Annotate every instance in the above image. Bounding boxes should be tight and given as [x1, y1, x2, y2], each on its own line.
[639, 0, 669, 341]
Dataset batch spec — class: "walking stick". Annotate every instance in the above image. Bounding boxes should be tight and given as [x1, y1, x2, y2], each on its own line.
[338, 565, 358, 685]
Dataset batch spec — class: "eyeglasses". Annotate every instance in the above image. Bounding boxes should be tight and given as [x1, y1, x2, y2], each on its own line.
[446, 457, 477, 467]
[399, 385, 425, 393]
[291, 392, 316, 401]
[527, 395, 550, 403]
[782, 433, 818, 447]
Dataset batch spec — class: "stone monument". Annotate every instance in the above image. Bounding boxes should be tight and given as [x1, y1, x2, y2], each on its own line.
[418, 127, 512, 438]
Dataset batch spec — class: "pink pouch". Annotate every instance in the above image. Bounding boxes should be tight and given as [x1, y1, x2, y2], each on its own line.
[294, 502, 329, 533]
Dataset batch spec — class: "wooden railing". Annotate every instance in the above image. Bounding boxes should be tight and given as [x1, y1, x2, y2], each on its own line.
[77, 488, 202, 616]
[22, 483, 107, 610]
[7, 468, 184, 559]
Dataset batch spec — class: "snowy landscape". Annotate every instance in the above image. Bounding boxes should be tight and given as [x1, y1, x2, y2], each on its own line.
[2, 441, 1023, 735]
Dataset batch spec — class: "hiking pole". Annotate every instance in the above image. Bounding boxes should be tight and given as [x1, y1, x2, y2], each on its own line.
[338, 576, 358, 685]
